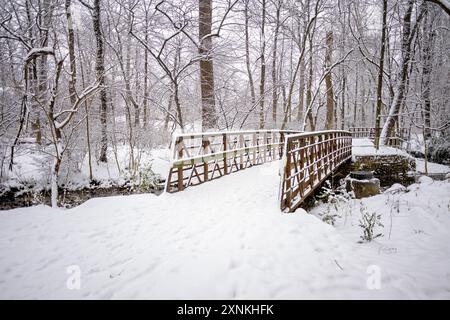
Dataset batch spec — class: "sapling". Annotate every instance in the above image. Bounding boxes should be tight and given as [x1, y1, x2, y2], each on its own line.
[317, 181, 351, 226]
[359, 203, 384, 242]
[137, 162, 159, 192]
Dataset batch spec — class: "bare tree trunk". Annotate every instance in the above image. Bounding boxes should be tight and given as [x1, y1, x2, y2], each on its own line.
[340, 74, 346, 130]
[65, 0, 77, 106]
[199, 0, 217, 130]
[374, 0, 387, 149]
[164, 88, 174, 131]
[421, 4, 434, 139]
[353, 74, 358, 126]
[338, 1, 346, 130]
[51, 155, 61, 208]
[425, 0, 450, 16]
[134, 44, 140, 127]
[282, 0, 320, 131]
[173, 80, 184, 130]
[360, 80, 366, 127]
[271, 0, 281, 125]
[306, 33, 314, 131]
[258, 0, 267, 129]
[381, 1, 424, 143]
[165, 49, 179, 131]
[324, 31, 334, 130]
[142, 10, 149, 128]
[90, 0, 108, 162]
[77, 32, 93, 181]
[244, 0, 256, 110]
[297, 57, 305, 123]
[34, 0, 53, 144]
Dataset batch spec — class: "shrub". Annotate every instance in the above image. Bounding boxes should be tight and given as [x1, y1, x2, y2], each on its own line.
[358, 204, 384, 242]
[137, 162, 159, 192]
[429, 129, 450, 165]
[317, 181, 350, 226]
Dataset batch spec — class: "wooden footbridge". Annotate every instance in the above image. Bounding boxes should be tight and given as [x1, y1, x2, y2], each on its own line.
[166, 130, 352, 212]
[349, 127, 410, 149]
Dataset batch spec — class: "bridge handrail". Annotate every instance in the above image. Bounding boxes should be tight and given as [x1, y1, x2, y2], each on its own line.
[170, 129, 301, 161]
[280, 130, 353, 212]
[166, 129, 302, 192]
[285, 129, 352, 139]
[172, 129, 301, 139]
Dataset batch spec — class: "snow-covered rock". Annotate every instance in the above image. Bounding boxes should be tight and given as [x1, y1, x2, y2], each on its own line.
[384, 183, 407, 194]
[418, 175, 434, 185]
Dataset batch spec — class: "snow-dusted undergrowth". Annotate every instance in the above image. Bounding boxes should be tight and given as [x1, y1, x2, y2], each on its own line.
[1, 161, 450, 299]
[0, 146, 171, 197]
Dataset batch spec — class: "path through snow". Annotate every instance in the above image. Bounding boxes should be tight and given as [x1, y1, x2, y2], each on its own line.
[1, 161, 450, 299]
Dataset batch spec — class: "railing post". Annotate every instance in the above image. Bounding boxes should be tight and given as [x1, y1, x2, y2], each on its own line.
[325, 133, 331, 175]
[223, 133, 228, 175]
[253, 132, 257, 165]
[177, 137, 184, 191]
[202, 136, 209, 182]
[263, 132, 267, 163]
[299, 138, 305, 197]
[338, 132, 342, 163]
[317, 135, 323, 181]
[285, 139, 292, 211]
[336, 132, 340, 164]
[309, 136, 316, 187]
[272, 131, 276, 160]
[332, 132, 337, 171]
[239, 134, 244, 169]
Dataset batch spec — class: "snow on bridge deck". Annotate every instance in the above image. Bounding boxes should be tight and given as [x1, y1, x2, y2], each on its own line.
[1, 149, 450, 299]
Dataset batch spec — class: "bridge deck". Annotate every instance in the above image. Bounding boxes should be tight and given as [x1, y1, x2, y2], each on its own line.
[165, 130, 352, 213]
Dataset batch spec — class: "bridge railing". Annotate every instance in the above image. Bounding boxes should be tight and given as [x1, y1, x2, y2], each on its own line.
[166, 130, 301, 192]
[280, 130, 352, 212]
[349, 127, 409, 149]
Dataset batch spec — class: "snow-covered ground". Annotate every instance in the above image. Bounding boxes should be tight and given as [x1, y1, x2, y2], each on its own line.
[415, 159, 450, 175]
[352, 138, 411, 159]
[1, 159, 450, 299]
[352, 138, 450, 175]
[1, 145, 171, 195]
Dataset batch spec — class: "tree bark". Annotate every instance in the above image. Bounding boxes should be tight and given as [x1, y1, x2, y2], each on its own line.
[297, 58, 306, 124]
[143, 10, 149, 128]
[340, 73, 346, 130]
[271, 1, 281, 125]
[421, 4, 434, 139]
[324, 31, 334, 130]
[244, 0, 256, 112]
[199, 0, 218, 130]
[65, 0, 77, 106]
[91, 0, 108, 162]
[380, 1, 424, 144]
[374, 0, 387, 149]
[306, 33, 315, 131]
[258, 0, 267, 129]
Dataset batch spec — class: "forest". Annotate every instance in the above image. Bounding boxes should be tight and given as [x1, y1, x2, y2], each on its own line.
[2, 0, 450, 301]
[0, 0, 449, 206]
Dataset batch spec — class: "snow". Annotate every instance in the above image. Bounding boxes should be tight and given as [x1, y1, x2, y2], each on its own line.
[25, 47, 54, 62]
[351, 138, 450, 175]
[1, 160, 450, 299]
[1, 149, 52, 193]
[415, 159, 450, 174]
[1, 145, 171, 194]
[352, 138, 411, 159]
[437, 0, 450, 13]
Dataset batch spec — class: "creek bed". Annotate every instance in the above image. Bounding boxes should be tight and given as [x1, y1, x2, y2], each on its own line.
[0, 182, 165, 210]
